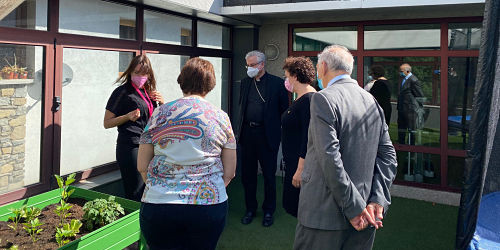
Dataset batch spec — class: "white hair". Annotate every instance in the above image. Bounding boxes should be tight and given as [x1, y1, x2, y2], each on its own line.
[317, 45, 354, 75]
[401, 63, 412, 72]
[245, 50, 266, 63]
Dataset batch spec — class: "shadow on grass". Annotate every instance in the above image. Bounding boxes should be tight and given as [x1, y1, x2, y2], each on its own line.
[218, 176, 458, 250]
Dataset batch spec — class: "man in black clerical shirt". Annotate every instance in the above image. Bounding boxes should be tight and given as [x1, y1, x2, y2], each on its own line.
[237, 51, 289, 227]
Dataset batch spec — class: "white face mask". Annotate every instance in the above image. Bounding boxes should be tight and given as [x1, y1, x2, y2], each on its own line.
[247, 67, 259, 78]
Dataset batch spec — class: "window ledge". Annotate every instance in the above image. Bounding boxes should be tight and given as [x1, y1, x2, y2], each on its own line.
[74, 170, 122, 190]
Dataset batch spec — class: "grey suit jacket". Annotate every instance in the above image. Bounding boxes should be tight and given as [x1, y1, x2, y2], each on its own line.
[297, 77, 397, 231]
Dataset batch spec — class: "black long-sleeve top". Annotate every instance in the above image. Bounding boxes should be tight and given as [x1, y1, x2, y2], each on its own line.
[281, 92, 313, 171]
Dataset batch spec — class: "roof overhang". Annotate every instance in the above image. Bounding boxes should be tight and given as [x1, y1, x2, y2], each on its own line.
[125, 0, 261, 26]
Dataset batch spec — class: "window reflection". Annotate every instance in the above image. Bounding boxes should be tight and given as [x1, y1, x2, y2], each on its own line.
[145, 11, 192, 46]
[448, 157, 465, 188]
[293, 26, 358, 51]
[147, 54, 190, 103]
[198, 22, 230, 50]
[200, 57, 231, 112]
[448, 23, 481, 50]
[365, 24, 440, 50]
[0, 0, 47, 31]
[448, 57, 477, 150]
[0, 43, 44, 194]
[396, 151, 440, 185]
[364, 57, 441, 147]
[59, 0, 136, 39]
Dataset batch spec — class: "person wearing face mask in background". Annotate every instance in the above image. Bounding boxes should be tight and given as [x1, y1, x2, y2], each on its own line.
[364, 74, 377, 92]
[103, 55, 164, 201]
[281, 57, 316, 217]
[397, 63, 424, 145]
[237, 50, 289, 227]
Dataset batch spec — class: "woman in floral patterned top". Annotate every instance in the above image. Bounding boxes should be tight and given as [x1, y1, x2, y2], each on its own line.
[137, 57, 237, 250]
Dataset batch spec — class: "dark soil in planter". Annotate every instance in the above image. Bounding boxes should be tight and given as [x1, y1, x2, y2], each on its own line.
[0, 198, 126, 250]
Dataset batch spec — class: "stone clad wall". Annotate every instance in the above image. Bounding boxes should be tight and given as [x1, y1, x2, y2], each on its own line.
[0, 84, 27, 193]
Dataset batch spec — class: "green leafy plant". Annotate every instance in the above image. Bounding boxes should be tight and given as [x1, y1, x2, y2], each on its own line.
[22, 206, 41, 222]
[55, 200, 73, 226]
[82, 196, 125, 231]
[54, 173, 76, 225]
[23, 218, 43, 243]
[55, 173, 76, 202]
[7, 243, 19, 250]
[7, 206, 26, 231]
[55, 219, 82, 247]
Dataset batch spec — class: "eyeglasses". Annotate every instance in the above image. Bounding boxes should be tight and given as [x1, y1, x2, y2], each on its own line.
[245, 61, 262, 69]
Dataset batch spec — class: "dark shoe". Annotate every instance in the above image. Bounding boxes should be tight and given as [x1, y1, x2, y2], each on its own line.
[241, 211, 255, 225]
[262, 213, 274, 227]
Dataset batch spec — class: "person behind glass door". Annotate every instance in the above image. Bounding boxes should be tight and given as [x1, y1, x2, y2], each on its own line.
[237, 50, 289, 227]
[103, 55, 164, 201]
[137, 57, 237, 250]
[281, 56, 316, 217]
[397, 63, 424, 145]
[367, 65, 392, 125]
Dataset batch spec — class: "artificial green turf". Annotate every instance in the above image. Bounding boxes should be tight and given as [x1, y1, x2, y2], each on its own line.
[217, 176, 458, 250]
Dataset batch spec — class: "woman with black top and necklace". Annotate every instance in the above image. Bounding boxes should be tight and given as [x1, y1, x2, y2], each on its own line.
[103, 55, 164, 201]
[368, 65, 392, 125]
[281, 57, 316, 217]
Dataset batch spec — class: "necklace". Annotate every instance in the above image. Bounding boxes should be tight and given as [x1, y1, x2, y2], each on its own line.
[253, 79, 266, 103]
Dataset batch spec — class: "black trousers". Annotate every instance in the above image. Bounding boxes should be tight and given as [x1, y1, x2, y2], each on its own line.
[116, 143, 145, 202]
[240, 125, 278, 214]
[140, 201, 228, 250]
[283, 157, 300, 217]
[398, 112, 416, 145]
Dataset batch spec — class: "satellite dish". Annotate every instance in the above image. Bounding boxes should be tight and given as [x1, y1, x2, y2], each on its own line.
[27, 63, 73, 101]
[62, 63, 73, 87]
[27, 70, 43, 101]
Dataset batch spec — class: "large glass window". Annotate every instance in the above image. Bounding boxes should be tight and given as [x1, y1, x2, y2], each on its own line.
[0, 44, 43, 194]
[293, 26, 357, 51]
[448, 57, 477, 150]
[145, 11, 192, 46]
[448, 23, 481, 50]
[364, 57, 441, 147]
[147, 53, 189, 104]
[364, 24, 441, 50]
[448, 156, 465, 188]
[0, 0, 47, 30]
[59, 0, 136, 40]
[308, 56, 358, 88]
[60, 48, 134, 175]
[396, 151, 441, 185]
[197, 21, 230, 50]
[200, 57, 230, 112]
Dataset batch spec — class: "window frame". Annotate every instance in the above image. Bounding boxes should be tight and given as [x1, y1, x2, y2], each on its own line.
[289, 17, 482, 192]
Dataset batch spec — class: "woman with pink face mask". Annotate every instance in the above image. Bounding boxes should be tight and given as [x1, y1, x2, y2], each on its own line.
[281, 56, 316, 217]
[103, 55, 164, 201]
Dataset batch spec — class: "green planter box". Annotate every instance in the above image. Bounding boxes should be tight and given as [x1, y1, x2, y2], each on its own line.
[0, 186, 146, 250]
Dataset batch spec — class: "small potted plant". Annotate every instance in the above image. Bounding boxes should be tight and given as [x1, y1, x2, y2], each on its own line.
[12, 66, 19, 79]
[18, 68, 28, 79]
[1, 66, 13, 79]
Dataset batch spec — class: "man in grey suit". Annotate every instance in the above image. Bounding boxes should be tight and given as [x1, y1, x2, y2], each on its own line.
[294, 45, 397, 250]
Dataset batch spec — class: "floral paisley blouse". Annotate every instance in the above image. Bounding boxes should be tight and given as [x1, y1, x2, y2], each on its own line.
[139, 96, 236, 205]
